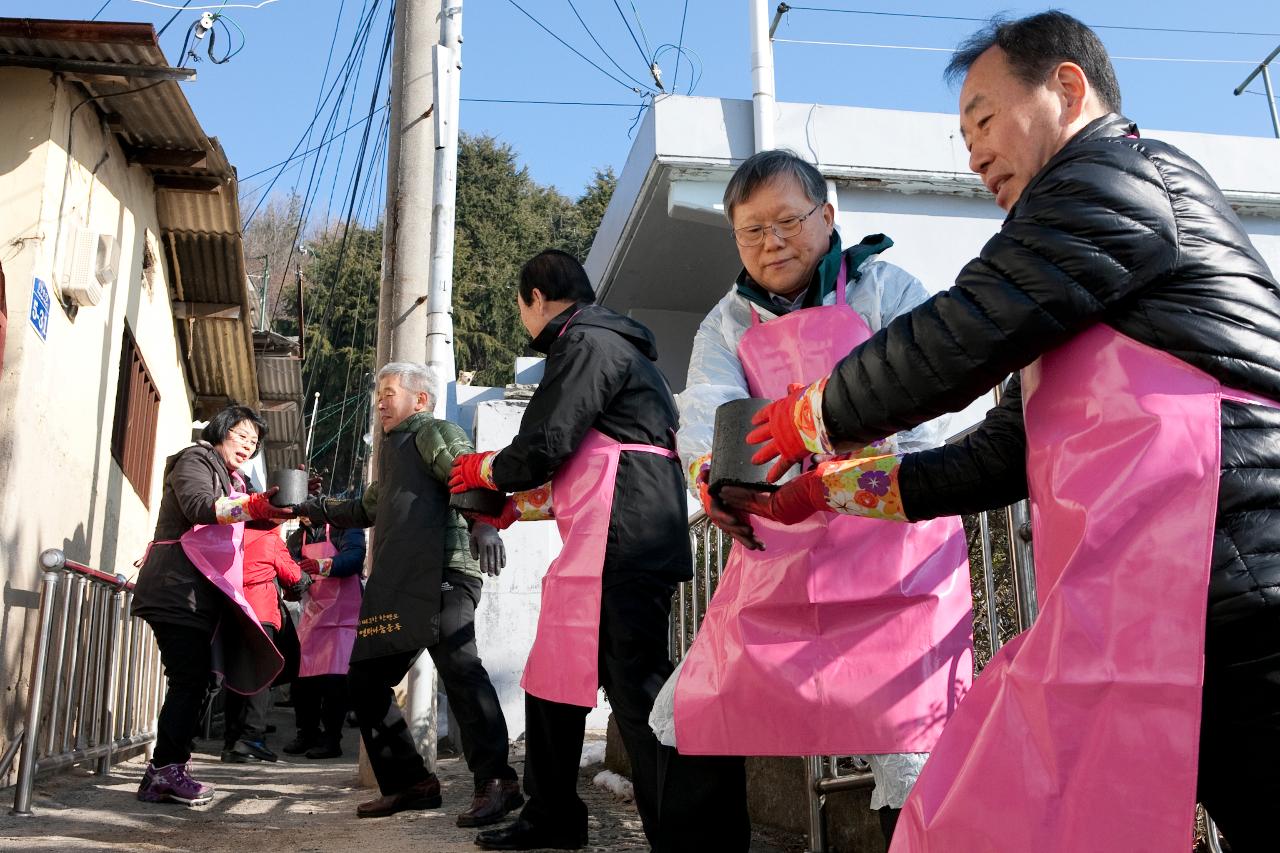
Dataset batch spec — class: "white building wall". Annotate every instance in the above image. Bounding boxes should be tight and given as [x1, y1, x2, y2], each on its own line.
[0, 69, 194, 754]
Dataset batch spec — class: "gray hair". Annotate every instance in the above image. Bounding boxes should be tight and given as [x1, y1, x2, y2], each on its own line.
[377, 362, 433, 402]
[722, 149, 827, 222]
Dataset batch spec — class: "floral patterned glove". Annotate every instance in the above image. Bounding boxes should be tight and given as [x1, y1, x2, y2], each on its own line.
[215, 488, 294, 524]
[722, 453, 907, 525]
[815, 453, 906, 521]
[463, 484, 555, 529]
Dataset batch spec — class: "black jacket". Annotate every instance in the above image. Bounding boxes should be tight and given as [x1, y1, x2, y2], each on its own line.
[820, 114, 1280, 633]
[491, 303, 692, 587]
[132, 442, 236, 630]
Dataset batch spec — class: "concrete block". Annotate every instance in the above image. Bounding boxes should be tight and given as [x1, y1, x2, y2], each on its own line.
[604, 714, 632, 779]
[515, 357, 545, 385]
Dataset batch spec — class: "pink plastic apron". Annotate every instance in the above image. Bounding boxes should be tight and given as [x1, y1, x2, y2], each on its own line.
[521, 428, 679, 707]
[674, 264, 973, 755]
[892, 324, 1280, 851]
[144, 478, 284, 695]
[297, 528, 361, 678]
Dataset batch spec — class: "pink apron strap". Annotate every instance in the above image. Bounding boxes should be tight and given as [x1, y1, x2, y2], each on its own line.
[748, 254, 848, 327]
[557, 308, 586, 338]
[135, 538, 180, 569]
[616, 442, 678, 459]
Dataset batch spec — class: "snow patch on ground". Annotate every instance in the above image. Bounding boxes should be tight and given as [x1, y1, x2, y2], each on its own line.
[579, 740, 607, 768]
[592, 769, 635, 802]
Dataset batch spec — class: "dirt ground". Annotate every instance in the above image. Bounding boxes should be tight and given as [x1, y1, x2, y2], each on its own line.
[0, 704, 802, 852]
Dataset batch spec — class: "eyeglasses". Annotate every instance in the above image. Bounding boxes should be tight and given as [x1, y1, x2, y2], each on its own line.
[227, 428, 259, 450]
[732, 202, 822, 248]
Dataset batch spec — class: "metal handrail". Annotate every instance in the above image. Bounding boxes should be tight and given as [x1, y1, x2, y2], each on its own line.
[10, 549, 164, 816]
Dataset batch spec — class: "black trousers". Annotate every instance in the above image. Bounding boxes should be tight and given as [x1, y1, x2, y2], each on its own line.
[348, 571, 516, 795]
[223, 623, 278, 747]
[148, 621, 215, 768]
[292, 674, 349, 741]
[520, 575, 750, 852]
[1197, 610, 1280, 853]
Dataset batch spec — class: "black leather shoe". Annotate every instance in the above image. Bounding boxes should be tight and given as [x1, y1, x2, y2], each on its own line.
[282, 730, 321, 755]
[457, 779, 524, 827]
[305, 740, 343, 759]
[474, 819, 586, 850]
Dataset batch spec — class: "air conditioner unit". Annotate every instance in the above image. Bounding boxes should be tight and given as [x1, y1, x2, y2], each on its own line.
[62, 229, 117, 307]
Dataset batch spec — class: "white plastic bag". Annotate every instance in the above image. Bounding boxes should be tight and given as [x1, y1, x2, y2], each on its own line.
[648, 657, 687, 748]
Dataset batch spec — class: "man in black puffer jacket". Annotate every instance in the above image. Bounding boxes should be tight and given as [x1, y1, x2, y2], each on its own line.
[735, 11, 1280, 852]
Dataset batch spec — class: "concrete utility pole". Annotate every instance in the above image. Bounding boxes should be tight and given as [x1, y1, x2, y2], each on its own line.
[372, 0, 463, 780]
[426, 3, 463, 418]
[749, 0, 777, 152]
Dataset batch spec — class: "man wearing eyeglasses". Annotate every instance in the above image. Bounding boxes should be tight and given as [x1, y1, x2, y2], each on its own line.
[669, 149, 972, 845]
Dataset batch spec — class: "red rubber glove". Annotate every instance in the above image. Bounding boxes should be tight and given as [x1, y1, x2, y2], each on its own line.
[298, 557, 333, 577]
[463, 497, 519, 530]
[244, 488, 295, 521]
[719, 470, 828, 526]
[746, 383, 814, 483]
[449, 451, 497, 493]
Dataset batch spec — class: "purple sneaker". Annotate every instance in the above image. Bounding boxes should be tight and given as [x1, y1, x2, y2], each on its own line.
[136, 761, 214, 806]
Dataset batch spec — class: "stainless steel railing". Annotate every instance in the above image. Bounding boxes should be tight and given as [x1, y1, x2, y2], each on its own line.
[9, 549, 165, 816]
[676, 498, 1039, 853]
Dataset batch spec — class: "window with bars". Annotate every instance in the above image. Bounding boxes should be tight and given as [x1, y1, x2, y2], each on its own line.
[111, 325, 161, 507]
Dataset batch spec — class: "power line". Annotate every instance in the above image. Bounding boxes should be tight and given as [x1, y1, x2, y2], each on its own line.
[771, 37, 1260, 64]
[126, 0, 281, 9]
[672, 0, 690, 93]
[783, 6, 1280, 38]
[239, 106, 387, 189]
[565, 0, 653, 92]
[156, 0, 193, 36]
[502, 0, 654, 95]
[267, 0, 386, 324]
[91, 1, 113, 20]
[628, 1, 656, 63]
[463, 97, 640, 106]
[243, 0, 383, 227]
[611, 0, 650, 65]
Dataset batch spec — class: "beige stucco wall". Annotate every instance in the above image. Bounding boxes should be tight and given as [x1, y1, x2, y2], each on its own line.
[0, 68, 195, 765]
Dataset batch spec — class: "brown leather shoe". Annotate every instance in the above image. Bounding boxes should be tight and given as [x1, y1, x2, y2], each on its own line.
[356, 776, 443, 818]
[456, 778, 524, 827]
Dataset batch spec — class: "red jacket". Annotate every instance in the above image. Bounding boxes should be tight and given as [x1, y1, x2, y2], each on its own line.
[241, 526, 302, 629]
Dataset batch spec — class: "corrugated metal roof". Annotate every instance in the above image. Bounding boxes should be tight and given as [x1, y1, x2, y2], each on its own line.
[0, 18, 264, 417]
[0, 19, 217, 158]
[258, 355, 304, 402]
[262, 403, 303, 472]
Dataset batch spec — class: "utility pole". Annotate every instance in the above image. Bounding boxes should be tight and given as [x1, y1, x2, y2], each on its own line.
[371, 0, 457, 781]
[426, 2, 463, 418]
[749, 0, 777, 152]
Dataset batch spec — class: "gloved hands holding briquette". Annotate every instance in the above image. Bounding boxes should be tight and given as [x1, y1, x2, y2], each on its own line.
[721, 452, 907, 525]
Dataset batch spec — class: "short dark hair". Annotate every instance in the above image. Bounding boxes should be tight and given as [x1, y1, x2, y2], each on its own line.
[201, 404, 268, 458]
[945, 11, 1122, 114]
[723, 149, 827, 222]
[518, 249, 596, 305]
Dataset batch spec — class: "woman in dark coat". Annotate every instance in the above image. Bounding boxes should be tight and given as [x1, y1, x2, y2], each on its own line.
[132, 405, 293, 806]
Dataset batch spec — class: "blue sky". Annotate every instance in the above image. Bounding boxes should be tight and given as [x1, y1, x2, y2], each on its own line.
[10, 0, 1280, 213]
